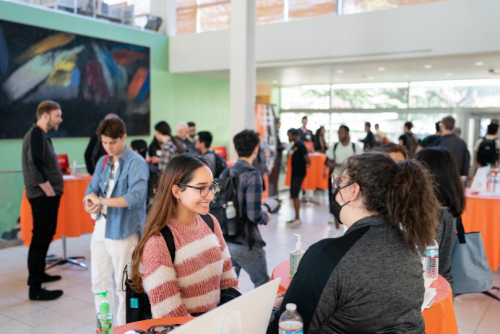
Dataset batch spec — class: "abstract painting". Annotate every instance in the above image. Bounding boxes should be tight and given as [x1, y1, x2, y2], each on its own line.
[0, 19, 150, 139]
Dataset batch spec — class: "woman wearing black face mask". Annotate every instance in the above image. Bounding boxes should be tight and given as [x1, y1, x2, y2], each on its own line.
[268, 152, 441, 334]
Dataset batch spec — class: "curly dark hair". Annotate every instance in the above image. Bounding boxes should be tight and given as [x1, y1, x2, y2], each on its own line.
[340, 152, 441, 254]
[233, 130, 260, 158]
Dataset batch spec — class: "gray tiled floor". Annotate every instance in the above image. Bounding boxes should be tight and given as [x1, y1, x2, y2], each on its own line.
[0, 191, 499, 333]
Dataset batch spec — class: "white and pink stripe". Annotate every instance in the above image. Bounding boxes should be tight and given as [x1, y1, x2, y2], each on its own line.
[140, 214, 239, 318]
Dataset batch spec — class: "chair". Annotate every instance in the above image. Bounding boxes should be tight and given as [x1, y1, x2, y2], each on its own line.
[212, 146, 228, 159]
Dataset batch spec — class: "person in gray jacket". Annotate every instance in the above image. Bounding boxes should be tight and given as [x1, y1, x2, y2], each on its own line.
[22, 100, 64, 301]
[268, 153, 440, 334]
[416, 147, 465, 286]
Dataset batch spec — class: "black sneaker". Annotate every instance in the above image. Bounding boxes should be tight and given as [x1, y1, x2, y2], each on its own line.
[41, 274, 62, 283]
[29, 288, 63, 301]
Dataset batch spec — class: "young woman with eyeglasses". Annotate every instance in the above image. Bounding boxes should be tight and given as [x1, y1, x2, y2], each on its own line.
[268, 152, 440, 334]
[129, 153, 239, 318]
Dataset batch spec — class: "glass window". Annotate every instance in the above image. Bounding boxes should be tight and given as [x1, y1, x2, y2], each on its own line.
[331, 82, 409, 109]
[342, 0, 447, 15]
[288, 0, 336, 20]
[281, 85, 331, 110]
[409, 79, 500, 108]
[198, 2, 231, 32]
[257, 0, 285, 24]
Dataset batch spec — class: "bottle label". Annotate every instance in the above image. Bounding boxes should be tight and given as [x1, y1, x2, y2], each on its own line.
[424, 249, 439, 258]
[280, 329, 304, 334]
[290, 254, 302, 277]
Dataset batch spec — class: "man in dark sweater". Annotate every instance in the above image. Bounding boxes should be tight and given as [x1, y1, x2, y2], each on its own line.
[359, 121, 376, 150]
[437, 116, 471, 176]
[22, 101, 64, 301]
[84, 113, 118, 175]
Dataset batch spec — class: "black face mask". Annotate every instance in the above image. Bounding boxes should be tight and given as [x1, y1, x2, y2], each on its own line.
[331, 186, 351, 225]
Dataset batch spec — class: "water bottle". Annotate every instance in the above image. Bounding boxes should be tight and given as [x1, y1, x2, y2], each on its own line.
[421, 240, 439, 281]
[279, 304, 303, 334]
[489, 171, 496, 192]
[496, 173, 500, 195]
[225, 201, 238, 236]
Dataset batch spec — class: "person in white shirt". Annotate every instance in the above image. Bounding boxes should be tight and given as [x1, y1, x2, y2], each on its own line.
[474, 122, 500, 171]
[323, 125, 361, 228]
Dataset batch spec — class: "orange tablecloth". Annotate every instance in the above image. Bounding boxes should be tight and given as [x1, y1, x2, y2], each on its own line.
[271, 260, 458, 334]
[114, 317, 193, 334]
[285, 153, 328, 191]
[20, 174, 94, 247]
[462, 189, 500, 271]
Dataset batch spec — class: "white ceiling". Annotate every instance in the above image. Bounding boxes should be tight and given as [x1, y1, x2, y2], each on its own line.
[187, 51, 500, 86]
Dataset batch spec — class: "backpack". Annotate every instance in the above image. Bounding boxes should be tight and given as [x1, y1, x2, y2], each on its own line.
[209, 167, 254, 238]
[213, 152, 228, 178]
[477, 137, 498, 166]
[333, 142, 357, 159]
[124, 215, 217, 323]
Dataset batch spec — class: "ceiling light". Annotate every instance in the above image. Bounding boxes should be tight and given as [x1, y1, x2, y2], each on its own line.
[423, 65, 432, 69]
[334, 77, 340, 82]
[476, 61, 485, 66]
[378, 67, 386, 71]
[272, 80, 278, 84]
[336, 69, 344, 74]
[445, 73, 453, 77]
[404, 75, 410, 79]
[302, 79, 309, 83]
[368, 76, 374, 80]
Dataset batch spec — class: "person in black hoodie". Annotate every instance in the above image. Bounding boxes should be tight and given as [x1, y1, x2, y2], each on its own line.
[84, 113, 119, 175]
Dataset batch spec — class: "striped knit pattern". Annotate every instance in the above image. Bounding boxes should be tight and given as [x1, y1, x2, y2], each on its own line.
[140, 214, 239, 318]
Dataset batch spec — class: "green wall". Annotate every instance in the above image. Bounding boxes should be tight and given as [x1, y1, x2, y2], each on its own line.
[0, 1, 230, 236]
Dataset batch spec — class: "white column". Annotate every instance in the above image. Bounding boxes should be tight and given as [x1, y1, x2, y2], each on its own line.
[229, 0, 256, 160]
[150, 0, 175, 35]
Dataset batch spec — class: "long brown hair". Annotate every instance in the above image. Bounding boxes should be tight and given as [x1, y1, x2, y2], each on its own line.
[130, 153, 208, 293]
[341, 152, 441, 254]
[152, 121, 185, 154]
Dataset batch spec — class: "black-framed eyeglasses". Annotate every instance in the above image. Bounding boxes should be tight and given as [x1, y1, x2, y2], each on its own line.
[178, 183, 219, 197]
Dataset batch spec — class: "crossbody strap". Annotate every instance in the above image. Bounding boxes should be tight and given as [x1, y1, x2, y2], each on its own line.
[456, 216, 466, 244]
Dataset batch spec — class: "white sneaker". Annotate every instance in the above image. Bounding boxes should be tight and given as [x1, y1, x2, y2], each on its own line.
[287, 219, 301, 227]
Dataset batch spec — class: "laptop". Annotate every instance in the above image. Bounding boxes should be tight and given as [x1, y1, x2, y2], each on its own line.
[171, 279, 281, 334]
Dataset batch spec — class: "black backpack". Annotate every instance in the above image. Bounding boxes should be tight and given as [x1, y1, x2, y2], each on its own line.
[213, 152, 228, 178]
[123, 215, 215, 323]
[477, 137, 498, 166]
[209, 167, 253, 238]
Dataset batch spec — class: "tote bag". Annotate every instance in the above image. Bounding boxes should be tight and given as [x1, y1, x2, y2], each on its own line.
[450, 216, 493, 294]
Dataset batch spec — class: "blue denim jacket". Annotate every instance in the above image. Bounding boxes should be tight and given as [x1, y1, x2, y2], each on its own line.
[85, 146, 149, 240]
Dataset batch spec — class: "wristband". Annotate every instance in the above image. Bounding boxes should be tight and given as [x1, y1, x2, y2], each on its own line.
[98, 196, 103, 206]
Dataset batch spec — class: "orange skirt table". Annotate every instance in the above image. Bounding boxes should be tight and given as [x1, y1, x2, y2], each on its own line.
[114, 316, 193, 334]
[271, 260, 458, 334]
[285, 152, 328, 191]
[20, 174, 94, 247]
[461, 189, 500, 271]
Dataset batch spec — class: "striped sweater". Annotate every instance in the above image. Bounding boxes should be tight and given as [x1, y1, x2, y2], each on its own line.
[140, 214, 239, 318]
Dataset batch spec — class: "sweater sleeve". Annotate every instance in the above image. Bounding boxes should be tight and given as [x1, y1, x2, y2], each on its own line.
[211, 214, 239, 290]
[141, 235, 189, 318]
[29, 127, 48, 183]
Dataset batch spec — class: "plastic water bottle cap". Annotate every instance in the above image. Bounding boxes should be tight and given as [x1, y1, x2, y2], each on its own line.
[228, 201, 233, 206]
[286, 303, 297, 311]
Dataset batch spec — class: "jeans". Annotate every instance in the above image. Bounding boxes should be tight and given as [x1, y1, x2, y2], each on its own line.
[27, 195, 60, 294]
[91, 216, 138, 326]
[227, 242, 269, 288]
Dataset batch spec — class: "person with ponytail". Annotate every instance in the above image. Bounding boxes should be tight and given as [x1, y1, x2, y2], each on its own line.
[268, 152, 440, 334]
[153, 121, 185, 172]
[416, 147, 465, 286]
[129, 154, 238, 318]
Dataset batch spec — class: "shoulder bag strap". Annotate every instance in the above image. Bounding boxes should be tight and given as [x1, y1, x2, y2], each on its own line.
[456, 216, 466, 244]
[160, 225, 176, 264]
[200, 214, 215, 233]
